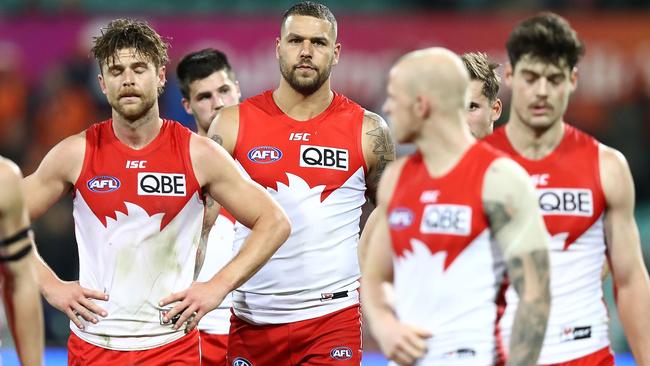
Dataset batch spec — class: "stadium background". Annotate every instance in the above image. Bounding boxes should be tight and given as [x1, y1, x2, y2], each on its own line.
[0, 0, 649, 364]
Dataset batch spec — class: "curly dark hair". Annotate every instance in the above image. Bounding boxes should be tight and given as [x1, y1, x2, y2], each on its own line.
[507, 12, 585, 70]
[91, 18, 169, 71]
[461, 52, 501, 102]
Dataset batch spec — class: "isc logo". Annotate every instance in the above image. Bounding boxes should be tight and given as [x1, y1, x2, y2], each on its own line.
[300, 145, 348, 171]
[537, 188, 593, 217]
[87, 176, 121, 193]
[388, 207, 414, 230]
[420, 204, 472, 236]
[248, 146, 283, 164]
[330, 346, 353, 360]
[137, 173, 186, 196]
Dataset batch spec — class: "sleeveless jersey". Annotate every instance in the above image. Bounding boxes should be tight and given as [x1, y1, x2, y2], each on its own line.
[484, 124, 609, 364]
[232, 90, 367, 324]
[196, 209, 235, 334]
[387, 143, 507, 366]
[72, 119, 204, 350]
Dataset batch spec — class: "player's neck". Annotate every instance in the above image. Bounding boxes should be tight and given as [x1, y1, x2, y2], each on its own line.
[273, 79, 334, 121]
[195, 124, 207, 137]
[505, 117, 565, 160]
[416, 116, 475, 178]
[112, 108, 163, 150]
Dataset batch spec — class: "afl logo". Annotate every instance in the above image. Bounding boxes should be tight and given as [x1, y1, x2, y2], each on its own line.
[248, 146, 282, 164]
[330, 346, 353, 360]
[388, 207, 414, 230]
[87, 176, 121, 193]
[232, 357, 253, 366]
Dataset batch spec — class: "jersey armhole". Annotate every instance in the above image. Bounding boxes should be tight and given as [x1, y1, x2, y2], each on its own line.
[231, 106, 245, 159]
[182, 128, 205, 203]
[357, 108, 369, 175]
[72, 131, 92, 196]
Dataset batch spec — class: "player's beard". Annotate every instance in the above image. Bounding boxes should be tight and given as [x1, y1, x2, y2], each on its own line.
[111, 92, 157, 122]
[280, 56, 332, 96]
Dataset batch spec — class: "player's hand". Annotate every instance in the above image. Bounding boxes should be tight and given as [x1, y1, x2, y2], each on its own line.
[375, 316, 431, 366]
[42, 280, 108, 330]
[158, 281, 225, 333]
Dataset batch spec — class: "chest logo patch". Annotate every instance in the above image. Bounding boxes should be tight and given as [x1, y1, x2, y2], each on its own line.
[300, 145, 349, 171]
[420, 204, 472, 236]
[137, 173, 186, 197]
[87, 176, 121, 193]
[248, 146, 283, 164]
[538, 188, 593, 217]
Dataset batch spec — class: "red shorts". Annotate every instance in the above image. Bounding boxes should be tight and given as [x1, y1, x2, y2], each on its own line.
[227, 304, 362, 366]
[200, 331, 228, 366]
[540, 347, 614, 366]
[67, 330, 200, 365]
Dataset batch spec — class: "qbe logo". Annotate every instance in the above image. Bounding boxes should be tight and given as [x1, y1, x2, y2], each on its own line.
[232, 357, 253, 366]
[537, 188, 593, 217]
[248, 146, 283, 164]
[300, 145, 348, 171]
[330, 346, 353, 360]
[137, 173, 186, 196]
[420, 204, 472, 236]
[87, 176, 121, 193]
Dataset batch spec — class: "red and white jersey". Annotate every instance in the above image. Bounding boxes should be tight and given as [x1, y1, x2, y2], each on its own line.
[72, 119, 204, 350]
[231, 91, 367, 324]
[485, 124, 609, 364]
[196, 209, 235, 334]
[388, 143, 507, 366]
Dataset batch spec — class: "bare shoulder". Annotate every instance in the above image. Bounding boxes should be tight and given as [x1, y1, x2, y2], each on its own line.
[599, 144, 634, 206]
[33, 132, 86, 181]
[208, 105, 240, 154]
[0, 156, 21, 182]
[599, 144, 630, 177]
[0, 158, 24, 212]
[483, 157, 531, 197]
[362, 110, 389, 131]
[189, 133, 236, 186]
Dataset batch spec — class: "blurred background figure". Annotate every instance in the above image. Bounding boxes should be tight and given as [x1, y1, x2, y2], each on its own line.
[0, 1, 649, 365]
[0, 157, 45, 366]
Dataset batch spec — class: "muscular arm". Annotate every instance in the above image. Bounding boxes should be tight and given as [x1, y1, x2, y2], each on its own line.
[362, 158, 430, 365]
[361, 110, 395, 204]
[482, 158, 550, 366]
[192, 107, 237, 278]
[161, 135, 290, 330]
[23, 135, 108, 327]
[600, 146, 650, 365]
[0, 159, 44, 366]
[359, 111, 395, 271]
[207, 105, 240, 155]
[23, 135, 82, 289]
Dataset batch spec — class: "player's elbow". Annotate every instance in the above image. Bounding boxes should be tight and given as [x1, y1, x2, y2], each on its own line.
[266, 208, 291, 246]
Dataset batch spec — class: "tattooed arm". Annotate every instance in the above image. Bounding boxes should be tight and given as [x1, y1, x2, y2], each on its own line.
[193, 107, 239, 278]
[361, 110, 395, 205]
[359, 111, 395, 269]
[207, 105, 240, 156]
[482, 158, 550, 366]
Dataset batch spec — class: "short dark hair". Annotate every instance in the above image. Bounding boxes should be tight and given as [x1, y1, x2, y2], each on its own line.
[507, 12, 585, 70]
[461, 52, 501, 102]
[91, 18, 169, 70]
[282, 1, 337, 38]
[176, 48, 236, 99]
